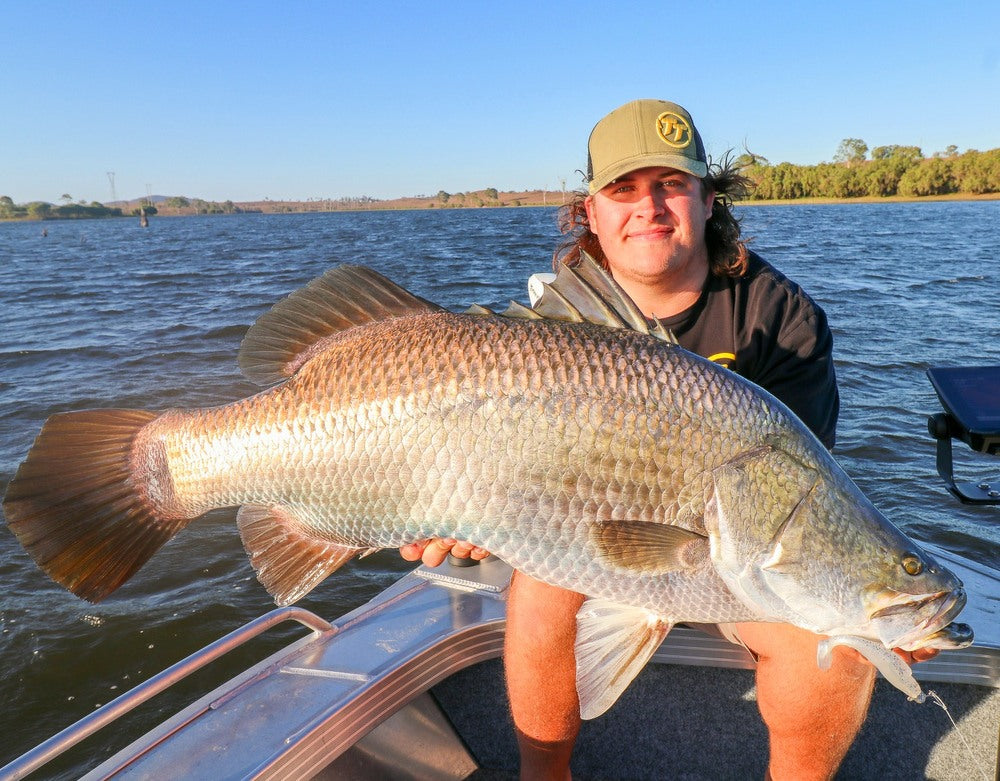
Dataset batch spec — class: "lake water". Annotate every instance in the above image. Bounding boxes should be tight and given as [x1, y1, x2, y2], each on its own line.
[1, 203, 998, 775]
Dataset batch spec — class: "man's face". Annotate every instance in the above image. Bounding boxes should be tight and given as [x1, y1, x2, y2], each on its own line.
[584, 166, 714, 289]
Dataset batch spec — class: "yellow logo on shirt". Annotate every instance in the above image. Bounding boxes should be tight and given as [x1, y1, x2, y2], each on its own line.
[708, 351, 736, 368]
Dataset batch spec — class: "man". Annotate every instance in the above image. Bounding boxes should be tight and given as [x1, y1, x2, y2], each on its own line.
[403, 99, 933, 780]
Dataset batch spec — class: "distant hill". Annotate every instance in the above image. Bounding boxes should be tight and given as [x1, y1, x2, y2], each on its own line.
[106, 195, 171, 207]
[139, 188, 570, 216]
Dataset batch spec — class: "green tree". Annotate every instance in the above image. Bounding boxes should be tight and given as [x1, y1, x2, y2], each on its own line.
[952, 149, 1000, 194]
[28, 202, 52, 219]
[870, 145, 922, 163]
[859, 156, 918, 196]
[834, 138, 868, 166]
[734, 152, 770, 169]
[898, 158, 956, 196]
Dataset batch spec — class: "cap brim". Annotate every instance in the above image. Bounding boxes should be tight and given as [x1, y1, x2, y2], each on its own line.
[589, 154, 708, 194]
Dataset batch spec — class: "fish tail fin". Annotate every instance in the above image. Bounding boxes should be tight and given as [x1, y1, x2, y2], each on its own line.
[3, 409, 191, 602]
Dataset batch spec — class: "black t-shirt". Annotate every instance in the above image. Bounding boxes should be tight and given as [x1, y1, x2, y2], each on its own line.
[656, 250, 839, 448]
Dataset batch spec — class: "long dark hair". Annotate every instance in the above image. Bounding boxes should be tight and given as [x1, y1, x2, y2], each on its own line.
[553, 155, 753, 277]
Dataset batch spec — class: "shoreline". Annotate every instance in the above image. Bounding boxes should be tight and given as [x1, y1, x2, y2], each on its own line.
[736, 192, 1000, 207]
[2, 191, 998, 222]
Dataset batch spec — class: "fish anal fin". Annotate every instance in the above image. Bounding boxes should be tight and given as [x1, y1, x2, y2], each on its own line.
[593, 521, 707, 573]
[575, 598, 671, 719]
[237, 504, 373, 605]
[238, 265, 445, 386]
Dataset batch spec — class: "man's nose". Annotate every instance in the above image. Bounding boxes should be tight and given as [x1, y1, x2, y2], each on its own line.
[635, 188, 666, 216]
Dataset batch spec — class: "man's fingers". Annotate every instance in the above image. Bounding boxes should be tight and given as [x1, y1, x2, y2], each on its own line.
[912, 647, 940, 663]
[400, 538, 492, 567]
[421, 538, 456, 567]
[892, 646, 940, 666]
[399, 540, 430, 562]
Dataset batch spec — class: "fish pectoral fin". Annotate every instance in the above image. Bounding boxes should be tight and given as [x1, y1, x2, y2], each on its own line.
[237, 504, 374, 606]
[574, 598, 672, 719]
[593, 521, 707, 573]
[238, 264, 445, 386]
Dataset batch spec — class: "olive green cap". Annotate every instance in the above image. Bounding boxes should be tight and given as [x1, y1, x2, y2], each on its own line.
[587, 99, 707, 194]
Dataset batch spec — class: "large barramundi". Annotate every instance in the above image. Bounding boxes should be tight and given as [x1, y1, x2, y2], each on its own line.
[3, 258, 971, 717]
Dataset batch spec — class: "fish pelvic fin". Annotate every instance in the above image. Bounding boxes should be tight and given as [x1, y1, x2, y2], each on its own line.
[3, 409, 190, 603]
[238, 265, 445, 386]
[574, 598, 671, 719]
[237, 504, 374, 606]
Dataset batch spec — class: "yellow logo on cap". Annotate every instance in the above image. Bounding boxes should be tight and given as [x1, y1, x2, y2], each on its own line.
[656, 111, 693, 149]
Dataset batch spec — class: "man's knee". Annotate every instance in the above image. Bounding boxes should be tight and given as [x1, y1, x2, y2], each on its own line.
[738, 622, 875, 726]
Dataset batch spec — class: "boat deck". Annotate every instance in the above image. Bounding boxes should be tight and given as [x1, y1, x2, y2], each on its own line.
[4, 548, 997, 780]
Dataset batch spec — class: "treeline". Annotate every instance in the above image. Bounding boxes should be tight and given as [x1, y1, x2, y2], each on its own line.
[5, 142, 999, 221]
[740, 140, 1000, 200]
[157, 197, 250, 215]
[0, 196, 124, 220]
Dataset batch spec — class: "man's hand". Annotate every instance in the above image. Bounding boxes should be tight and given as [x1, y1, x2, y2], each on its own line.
[894, 647, 939, 665]
[399, 538, 491, 567]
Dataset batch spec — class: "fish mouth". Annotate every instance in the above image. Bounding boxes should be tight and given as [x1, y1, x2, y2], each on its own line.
[866, 586, 968, 649]
[915, 621, 975, 651]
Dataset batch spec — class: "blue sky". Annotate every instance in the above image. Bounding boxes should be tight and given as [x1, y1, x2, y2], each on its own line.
[3, 1, 998, 204]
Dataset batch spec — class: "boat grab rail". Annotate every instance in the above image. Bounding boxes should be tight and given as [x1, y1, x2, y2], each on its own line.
[0, 606, 332, 781]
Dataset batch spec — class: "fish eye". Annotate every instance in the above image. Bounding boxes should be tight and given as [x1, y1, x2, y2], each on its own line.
[901, 555, 923, 576]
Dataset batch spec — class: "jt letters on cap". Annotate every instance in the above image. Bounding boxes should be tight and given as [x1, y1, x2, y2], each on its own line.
[656, 111, 693, 149]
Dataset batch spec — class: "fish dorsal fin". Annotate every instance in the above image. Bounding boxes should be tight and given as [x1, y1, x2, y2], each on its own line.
[237, 504, 376, 606]
[529, 252, 677, 343]
[238, 264, 444, 386]
[574, 598, 672, 719]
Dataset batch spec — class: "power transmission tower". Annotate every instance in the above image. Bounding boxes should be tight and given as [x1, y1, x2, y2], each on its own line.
[106, 172, 118, 204]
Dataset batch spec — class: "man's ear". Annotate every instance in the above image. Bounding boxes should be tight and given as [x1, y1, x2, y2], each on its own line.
[584, 194, 599, 234]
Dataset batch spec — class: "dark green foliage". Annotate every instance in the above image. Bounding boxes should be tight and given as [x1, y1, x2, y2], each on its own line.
[739, 142, 1000, 201]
